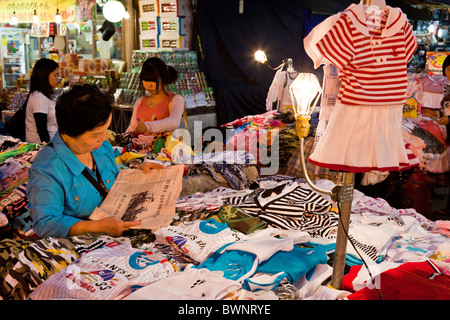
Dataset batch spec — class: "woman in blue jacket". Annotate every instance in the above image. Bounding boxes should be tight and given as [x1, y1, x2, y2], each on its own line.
[27, 84, 161, 237]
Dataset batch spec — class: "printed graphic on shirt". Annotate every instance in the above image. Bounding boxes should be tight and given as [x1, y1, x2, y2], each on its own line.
[29, 241, 178, 300]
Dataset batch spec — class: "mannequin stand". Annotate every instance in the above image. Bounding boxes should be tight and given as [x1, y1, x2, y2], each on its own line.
[330, 172, 355, 289]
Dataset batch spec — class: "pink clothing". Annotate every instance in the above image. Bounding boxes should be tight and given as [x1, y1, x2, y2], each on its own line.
[420, 74, 449, 93]
[126, 93, 185, 134]
[136, 93, 172, 123]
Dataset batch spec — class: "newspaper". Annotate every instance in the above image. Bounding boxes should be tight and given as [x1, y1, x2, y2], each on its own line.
[89, 164, 184, 230]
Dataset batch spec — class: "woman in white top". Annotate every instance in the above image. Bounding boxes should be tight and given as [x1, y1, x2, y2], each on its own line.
[125, 57, 185, 135]
[25, 58, 60, 143]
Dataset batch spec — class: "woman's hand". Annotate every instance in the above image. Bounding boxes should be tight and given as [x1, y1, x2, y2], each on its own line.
[136, 161, 165, 173]
[69, 217, 141, 237]
[96, 216, 141, 236]
[134, 123, 148, 134]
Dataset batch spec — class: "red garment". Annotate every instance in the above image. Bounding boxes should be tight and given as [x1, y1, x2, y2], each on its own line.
[315, 5, 417, 106]
[135, 93, 174, 124]
[346, 260, 450, 300]
[415, 118, 446, 146]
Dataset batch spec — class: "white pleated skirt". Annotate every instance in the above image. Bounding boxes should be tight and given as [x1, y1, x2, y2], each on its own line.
[308, 103, 410, 172]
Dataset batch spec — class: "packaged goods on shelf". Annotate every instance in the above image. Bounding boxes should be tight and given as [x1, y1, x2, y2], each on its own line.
[115, 50, 215, 108]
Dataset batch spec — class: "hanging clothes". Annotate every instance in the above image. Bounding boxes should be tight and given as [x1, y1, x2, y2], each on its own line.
[304, 2, 418, 172]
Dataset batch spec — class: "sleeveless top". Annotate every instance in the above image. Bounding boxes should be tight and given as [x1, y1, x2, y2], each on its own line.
[135, 92, 174, 124]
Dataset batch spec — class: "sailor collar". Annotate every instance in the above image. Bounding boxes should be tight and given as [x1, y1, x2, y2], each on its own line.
[342, 3, 407, 38]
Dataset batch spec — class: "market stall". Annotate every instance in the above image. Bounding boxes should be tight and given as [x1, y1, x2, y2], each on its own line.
[0, 134, 449, 300]
[0, 0, 450, 303]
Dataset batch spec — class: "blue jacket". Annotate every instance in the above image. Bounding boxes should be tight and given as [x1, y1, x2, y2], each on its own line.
[27, 132, 119, 237]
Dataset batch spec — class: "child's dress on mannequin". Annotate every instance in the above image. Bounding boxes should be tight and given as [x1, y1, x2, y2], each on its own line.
[304, 2, 417, 172]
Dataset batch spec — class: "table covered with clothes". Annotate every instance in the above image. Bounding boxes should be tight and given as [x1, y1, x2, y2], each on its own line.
[0, 132, 450, 300]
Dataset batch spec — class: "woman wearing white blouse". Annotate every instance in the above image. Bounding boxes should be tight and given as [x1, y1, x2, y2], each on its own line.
[25, 58, 60, 143]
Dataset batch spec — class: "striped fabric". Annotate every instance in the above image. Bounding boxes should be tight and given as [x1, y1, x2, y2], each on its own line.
[315, 5, 417, 106]
[227, 182, 338, 238]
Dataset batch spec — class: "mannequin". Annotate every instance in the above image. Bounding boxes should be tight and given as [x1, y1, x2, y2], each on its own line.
[363, 0, 386, 8]
[306, 1, 417, 172]
[303, 0, 417, 290]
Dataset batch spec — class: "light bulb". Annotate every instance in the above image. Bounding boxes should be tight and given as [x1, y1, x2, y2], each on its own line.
[289, 73, 322, 116]
[55, 9, 61, 24]
[255, 50, 267, 64]
[33, 10, 39, 24]
[103, 1, 126, 23]
[11, 12, 18, 25]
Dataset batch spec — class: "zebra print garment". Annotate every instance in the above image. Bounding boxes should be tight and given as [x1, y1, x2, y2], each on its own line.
[225, 182, 338, 238]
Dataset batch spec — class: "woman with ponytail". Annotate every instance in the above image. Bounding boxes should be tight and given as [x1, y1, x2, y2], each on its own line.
[25, 58, 60, 143]
[126, 57, 185, 135]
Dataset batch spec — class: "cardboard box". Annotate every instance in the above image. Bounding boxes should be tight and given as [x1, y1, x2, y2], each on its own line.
[140, 17, 160, 37]
[160, 17, 180, 35]
[139, 0, 159, 17]
[180, 34, 192, 50]
[159, 0, 192, 17]
[179, 16, 192, 36]
[159, 35, 180, 49]
[140, 33, 159, 50]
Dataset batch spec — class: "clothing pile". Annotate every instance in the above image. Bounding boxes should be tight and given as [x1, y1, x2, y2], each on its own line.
[2, 172, 449, 300]
[222, 110, 299, 167]
[0, 137, 41, 239]
[402, 117, 449, 173]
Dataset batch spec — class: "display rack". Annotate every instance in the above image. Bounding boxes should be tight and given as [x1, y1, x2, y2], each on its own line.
[114, 50, 215, 109]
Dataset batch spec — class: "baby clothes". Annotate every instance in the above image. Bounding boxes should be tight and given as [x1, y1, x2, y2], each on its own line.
[29, 240, 178, 300]
[154, 218, 247, 264]
[305, 2, 417, 172]
[226, 182, 337, 238]
[344, 260, 450, 300]
[196, 228, 311, 283]
[311, 4, 416, 106]
[124, 267, 242, 300]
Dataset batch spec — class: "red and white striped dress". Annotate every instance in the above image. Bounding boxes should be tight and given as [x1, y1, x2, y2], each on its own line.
[307, 4, 418, 172]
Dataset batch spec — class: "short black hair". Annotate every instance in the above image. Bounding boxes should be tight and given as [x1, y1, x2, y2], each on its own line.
[56, 84, 112, 137]
[139, 57, 178, 95]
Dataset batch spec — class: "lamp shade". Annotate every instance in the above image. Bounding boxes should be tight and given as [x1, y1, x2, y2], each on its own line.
[289, 73, 322, 117]
[103, 0, 126, 23]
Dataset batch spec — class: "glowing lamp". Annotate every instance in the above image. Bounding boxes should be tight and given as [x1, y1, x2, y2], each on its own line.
[289, 73, 322, 138]
[103, 1, 126, 23]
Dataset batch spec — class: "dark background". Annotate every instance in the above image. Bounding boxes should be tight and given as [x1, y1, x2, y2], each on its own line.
[192, 0, 448, 125]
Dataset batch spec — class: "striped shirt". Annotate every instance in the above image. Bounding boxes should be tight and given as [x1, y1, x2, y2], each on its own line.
[315, 5, 417, 106]
[226, 183, 338, 237]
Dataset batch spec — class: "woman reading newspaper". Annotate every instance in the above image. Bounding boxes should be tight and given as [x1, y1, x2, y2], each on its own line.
[27, 84, 163, 238]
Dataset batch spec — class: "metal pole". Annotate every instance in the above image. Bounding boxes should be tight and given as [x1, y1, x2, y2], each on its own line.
[330, 171, 355, 289]
[299, 138, 333, 197]
[329, 0, 369, 291]
[299, 137, 355, 289]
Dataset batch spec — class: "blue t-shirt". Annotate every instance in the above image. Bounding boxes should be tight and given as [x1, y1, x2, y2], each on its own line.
[27, 132, 119, 237]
